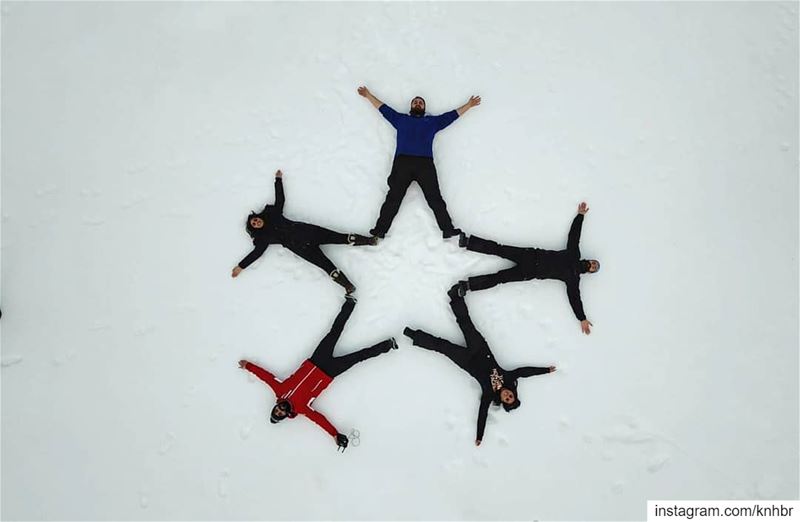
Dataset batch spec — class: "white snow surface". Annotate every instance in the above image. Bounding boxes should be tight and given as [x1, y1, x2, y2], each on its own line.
[1, 2, 798, 520]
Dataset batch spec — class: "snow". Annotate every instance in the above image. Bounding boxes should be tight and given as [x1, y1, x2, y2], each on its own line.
[1, 1, 797, 520]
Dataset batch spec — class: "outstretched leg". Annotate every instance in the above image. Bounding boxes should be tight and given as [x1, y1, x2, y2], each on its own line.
[403, 327, 471, 370]
[310, 297, 356, 366]
[298, 223, 376, 247]
[371, 160, 414, 237]
[297, 223, 350, 245]
[323, 339, 396, 378]
[464, 235, 529, 260]
[290, 245, 355, 293]
[416, 160, 457, 236]
[447, 293, 490, 351]
[466, 265, 530, 292]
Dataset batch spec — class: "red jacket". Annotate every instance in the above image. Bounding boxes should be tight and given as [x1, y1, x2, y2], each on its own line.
[243, 360, 338, 439]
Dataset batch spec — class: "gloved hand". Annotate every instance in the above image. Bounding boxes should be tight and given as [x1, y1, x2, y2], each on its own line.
[336, 433, 349, 452]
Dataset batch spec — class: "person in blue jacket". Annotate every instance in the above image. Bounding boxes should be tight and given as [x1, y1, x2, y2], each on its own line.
[357, 86, 481, 239]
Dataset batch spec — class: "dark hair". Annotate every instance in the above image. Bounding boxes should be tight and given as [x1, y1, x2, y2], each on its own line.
[494, 383, 521, 412]
[245, 212, 261, 239]
[269, 399, 294, 424]
[579, 259, 601, 274]
[502, 397, 521, 412]
[411, 96, 426, 106]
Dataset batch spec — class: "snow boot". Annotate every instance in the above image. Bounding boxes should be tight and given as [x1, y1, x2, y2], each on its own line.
[330, 269, 356, 295]
[348, 233, 379, 246]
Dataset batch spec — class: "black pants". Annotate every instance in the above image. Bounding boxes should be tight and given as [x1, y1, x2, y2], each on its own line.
[372, 155, 455, 236]
[286, 223, 350, 277]
[309, 298, 393, 378]
[466, 235, 539, 292]
[406, 295, 488, 372]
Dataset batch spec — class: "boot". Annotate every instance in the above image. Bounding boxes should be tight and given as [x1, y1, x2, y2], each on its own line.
[330, 269, 356, 295]
[447, 281, 469, 300]
[348, 233, 379, 246]
[443, 227, 462, 239]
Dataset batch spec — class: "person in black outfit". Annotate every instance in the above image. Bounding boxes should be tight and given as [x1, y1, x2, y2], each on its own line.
[231, 170, 376, 294]
[403, 286, 556, 446]
[357, 86, 481, 239]
[456, 202, 600, 335]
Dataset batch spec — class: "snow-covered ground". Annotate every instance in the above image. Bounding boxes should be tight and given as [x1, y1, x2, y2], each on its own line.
[2, 2, 797, 520]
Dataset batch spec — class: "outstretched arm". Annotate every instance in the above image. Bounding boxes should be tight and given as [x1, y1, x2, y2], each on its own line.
[273, 170, 285, 213]
[305, 408, 339, 439]
[359, 86, 403, 128]
[233, 242, 269, 275]
[509, 366, 556, 380]
[567, 202, 588, 252]
[475, 393, 492, 446]
[357, 86, 385, 109]
[238, 360, 282, 395]
[566, 277, 588, 326]
[456, 95, 481, 117]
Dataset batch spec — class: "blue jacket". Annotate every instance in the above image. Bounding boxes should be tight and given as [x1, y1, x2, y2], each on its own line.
[379, 104, 459, 158]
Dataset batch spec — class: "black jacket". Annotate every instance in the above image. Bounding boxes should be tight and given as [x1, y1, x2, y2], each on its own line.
[459, 322, 550, 441]
[528, 214, 586, 321]
[238, 178, 326, 269]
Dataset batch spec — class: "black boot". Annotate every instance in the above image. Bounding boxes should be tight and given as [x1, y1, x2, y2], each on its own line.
[369, 228, 386, 239]
[458, 232, 469, 248]
[447, 281, 468, 300]
[330, 269, 356, 295]
[348, 234, 379, 246]
[443, 227, 462, 239]
[402, 327, 417, 340]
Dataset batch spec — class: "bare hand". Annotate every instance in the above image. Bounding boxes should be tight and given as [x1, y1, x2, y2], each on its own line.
[578, 201, 589, 215]
[548, 366, 557, 373]
[275, 169, 283, 178]
[357, 86, 370, 97]
[469, 95, 481, 107]
[475, 439, 482, 446]
[580, 320, 593, 335]
[238, 360, 248, 369]
[232, 266, 243, 278]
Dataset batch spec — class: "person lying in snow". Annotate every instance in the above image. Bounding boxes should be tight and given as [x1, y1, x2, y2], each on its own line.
[455, 201, 600, 335]
[357, 86, 480, 239]
[403, 286, 555, 446]
[231, 170, 376, 294]
[239, 295, 397, 451]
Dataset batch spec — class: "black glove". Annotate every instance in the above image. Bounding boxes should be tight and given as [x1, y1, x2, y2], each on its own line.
[336, 433, 349, 452]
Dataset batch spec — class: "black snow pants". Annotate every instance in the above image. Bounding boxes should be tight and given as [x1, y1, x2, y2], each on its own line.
[405, 294, 490, 378]
[371, 155, 456, 237]
[284, 223, 351, 276]
[465, 235, 540, 292]
[309, 298, 394, 378]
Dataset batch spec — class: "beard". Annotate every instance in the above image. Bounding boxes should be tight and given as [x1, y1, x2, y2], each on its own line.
[409, 107, 425, 117]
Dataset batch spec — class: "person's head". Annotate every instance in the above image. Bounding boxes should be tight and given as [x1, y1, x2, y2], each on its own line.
[246, 212, 265, 238]
[579, 259, 601, 274]
[409, 96, 426, 117]
[269, 399, 294, 424]
[499, 387, 521, 412]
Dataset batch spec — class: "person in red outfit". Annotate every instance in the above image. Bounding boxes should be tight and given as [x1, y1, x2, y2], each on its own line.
[239, 295, 397, 451]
